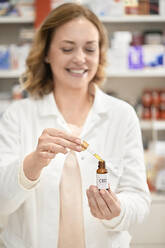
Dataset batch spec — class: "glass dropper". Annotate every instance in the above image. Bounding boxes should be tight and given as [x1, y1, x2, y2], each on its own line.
[81, 140, 104, 162]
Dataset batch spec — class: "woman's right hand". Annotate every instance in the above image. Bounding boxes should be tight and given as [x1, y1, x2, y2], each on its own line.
[23, 128, 83, 180]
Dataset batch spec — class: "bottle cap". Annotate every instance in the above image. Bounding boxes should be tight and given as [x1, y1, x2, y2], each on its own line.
[81, 140, 89, 150]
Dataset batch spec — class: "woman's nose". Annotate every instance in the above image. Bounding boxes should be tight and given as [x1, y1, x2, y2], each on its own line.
[72, 49, 86, 64]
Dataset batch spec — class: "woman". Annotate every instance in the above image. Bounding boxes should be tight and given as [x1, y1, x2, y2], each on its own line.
[0, 3, 150, 248]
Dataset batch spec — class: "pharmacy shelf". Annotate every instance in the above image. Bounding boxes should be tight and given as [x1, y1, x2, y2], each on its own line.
[2, 15, 164, 24]
[0, 70, 23, 78]
[1, 69, 165, 79]
[151, 193, 165, 203]
[141, 120, 165, 130]
[0, 16, 34, 23]
[101, 15, 165, 23]
[107, 69, 165, 78]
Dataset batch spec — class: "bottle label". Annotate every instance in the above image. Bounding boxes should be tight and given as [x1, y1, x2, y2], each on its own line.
[96, 173, 109, 190]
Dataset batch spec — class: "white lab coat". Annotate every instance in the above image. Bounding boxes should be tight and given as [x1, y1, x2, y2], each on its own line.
[0, 87, 150, 248]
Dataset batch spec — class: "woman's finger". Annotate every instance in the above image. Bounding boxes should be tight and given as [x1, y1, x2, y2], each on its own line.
[90, 186, 111, 218]
[39, 151, 56, 160]
[100, 189, 121, 218]
[86, 189, 103, 219]
[42, 136, 83, 152]
[42, 128, 81, 144]
[39, 143, 68, 154]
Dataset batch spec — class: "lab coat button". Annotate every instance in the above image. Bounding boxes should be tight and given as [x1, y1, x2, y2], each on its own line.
[81, 156, 84, 160]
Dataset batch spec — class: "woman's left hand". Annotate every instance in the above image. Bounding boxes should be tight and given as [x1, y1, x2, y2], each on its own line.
[86, 185, 121, 220]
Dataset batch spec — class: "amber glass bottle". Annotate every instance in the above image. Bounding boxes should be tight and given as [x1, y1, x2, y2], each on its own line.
[96, 160, 109, 190]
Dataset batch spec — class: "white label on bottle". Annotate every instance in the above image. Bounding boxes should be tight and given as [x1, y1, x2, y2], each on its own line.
[96, 173, 109, 190]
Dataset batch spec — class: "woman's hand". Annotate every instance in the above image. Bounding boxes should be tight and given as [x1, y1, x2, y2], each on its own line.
[34, 128, 82, 167]
[23, 128, 82, 180]
[86, 185, 121, 220]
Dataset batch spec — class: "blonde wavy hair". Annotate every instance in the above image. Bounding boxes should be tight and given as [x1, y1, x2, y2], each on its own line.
[21, 3, 108, 98]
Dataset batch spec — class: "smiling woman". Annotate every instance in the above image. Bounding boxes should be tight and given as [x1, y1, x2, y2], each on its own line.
[21, 3, 108, 98]
[45, 17, 100, 92]
[0, 2, 150, 248]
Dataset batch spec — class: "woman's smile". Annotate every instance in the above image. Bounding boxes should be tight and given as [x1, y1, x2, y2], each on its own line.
[65, 68, 89, 77]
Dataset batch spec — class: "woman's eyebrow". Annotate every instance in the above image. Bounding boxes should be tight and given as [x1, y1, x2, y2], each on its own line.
[61, 40, 98, 44]
[61, 40, 75, 44]
[86, 41, 98, 44]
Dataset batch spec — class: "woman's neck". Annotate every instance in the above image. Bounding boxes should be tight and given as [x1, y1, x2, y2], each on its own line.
[53, 85, 94, 127]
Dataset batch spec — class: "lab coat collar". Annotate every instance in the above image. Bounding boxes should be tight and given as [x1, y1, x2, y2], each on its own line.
[37, 92, 61, 117]
[92, 86, 111, 116]
[37, 85, 111, 118]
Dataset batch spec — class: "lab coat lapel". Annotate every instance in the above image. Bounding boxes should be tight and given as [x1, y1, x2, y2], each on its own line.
[37, 87, 111, 137]
[80, 87, 111, 138]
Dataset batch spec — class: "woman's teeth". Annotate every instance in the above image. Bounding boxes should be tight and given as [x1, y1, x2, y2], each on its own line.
[67, 69, 87, 74]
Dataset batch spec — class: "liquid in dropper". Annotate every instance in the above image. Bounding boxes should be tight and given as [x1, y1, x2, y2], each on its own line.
[93, 153, 103, 161]
[81, 140, 104, 162]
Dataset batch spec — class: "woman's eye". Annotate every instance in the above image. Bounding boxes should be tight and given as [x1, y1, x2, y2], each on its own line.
[86, 49, 95, 53]
[61, 48, 73, 52]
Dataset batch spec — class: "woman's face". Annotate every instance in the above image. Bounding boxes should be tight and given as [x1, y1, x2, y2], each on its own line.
[47, 17, 100, 90]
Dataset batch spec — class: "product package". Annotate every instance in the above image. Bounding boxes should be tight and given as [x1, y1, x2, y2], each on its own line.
[85, 0, 124, 17]
[124, 0, 139, 15]
[138, 0, 150, 15]
[0, 46, 10, 70]
[149, 0, 159, 15]
[128, 46, 144, 69]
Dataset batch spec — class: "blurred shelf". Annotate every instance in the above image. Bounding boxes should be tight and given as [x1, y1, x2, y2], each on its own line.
[0, 16, 34, 23]
[107, 69, 165, 78]
[151, 193, 165, 203]
[0, 70, 23, 78]
[101, 15, 165, 23]
[141, 120, 165, 130]
[141, 120, 152, 130]
[1, 69, 165, 79]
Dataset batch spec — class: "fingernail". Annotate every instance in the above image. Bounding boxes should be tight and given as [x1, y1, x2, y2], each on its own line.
[76, 145, 83, 151]
[93, 188, 97, 193]
[100, 190, 105, 194]
[75, 138, 81, 144]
